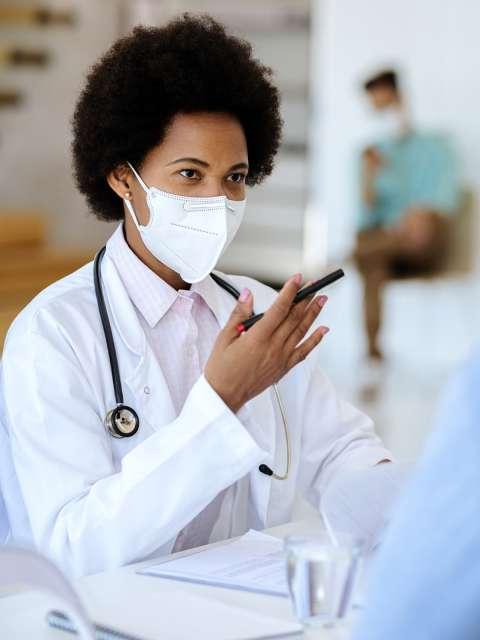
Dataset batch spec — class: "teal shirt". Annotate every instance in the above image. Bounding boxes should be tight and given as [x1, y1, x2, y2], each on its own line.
[358, 132, 458, 230]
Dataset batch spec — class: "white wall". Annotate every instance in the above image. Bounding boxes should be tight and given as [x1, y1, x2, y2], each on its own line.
[310, 0, 480, 266]
[3, 0, 479, 266]
[0, 0, 121, 249]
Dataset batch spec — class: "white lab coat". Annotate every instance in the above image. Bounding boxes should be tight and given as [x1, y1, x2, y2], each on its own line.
[1, 253, 393, 577]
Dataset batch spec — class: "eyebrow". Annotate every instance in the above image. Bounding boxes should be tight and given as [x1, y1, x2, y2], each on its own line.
[166, 157, 249, 172]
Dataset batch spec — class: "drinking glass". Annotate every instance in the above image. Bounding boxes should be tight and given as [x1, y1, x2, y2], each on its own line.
[284, 533, 364, 631]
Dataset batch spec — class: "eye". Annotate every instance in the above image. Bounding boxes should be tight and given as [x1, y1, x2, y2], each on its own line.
[228, 173, 246, 184]
[179, 169, 200, 180]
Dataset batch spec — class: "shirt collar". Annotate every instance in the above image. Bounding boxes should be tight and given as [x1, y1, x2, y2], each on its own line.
[106, 225, 178, 328]
[193, 271, 239, 328]
[105, 225, 225, 328]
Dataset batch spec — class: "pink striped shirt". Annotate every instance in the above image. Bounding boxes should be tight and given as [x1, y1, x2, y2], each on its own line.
[107, 224, 227, 551]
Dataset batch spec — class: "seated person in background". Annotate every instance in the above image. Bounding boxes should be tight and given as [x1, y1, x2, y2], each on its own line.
[1, 15, 397, 578]
[354, 69, 458, 362]
[354, 345, 480, 640]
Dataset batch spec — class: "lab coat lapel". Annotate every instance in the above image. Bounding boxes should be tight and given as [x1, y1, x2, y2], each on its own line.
[101, 255, 177, 430]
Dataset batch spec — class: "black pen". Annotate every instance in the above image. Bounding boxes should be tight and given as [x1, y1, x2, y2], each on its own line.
[236, 268, 345, 333]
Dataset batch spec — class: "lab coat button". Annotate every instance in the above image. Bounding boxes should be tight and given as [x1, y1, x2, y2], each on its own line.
[144, 386, 151, 395]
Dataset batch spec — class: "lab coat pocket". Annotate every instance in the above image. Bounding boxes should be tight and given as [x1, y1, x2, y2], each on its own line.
[124, 350, 176, 438]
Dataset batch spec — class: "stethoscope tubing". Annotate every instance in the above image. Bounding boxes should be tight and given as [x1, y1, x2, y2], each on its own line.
[93, 247, 124, 405]
[94, 247, 291, 479]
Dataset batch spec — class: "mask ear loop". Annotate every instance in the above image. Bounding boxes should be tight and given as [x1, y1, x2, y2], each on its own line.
[124, 161, 149, 229]
[126, 161, 149, 192]
[124, 198, 143, 230]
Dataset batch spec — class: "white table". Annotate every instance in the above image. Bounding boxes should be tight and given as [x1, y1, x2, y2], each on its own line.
[0, 519, 355, 639]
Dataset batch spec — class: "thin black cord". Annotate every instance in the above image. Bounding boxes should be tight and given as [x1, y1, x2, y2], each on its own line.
[93, 247, 124, 405]
[210, 271, 241, 300]
[210, 272, 276, 478]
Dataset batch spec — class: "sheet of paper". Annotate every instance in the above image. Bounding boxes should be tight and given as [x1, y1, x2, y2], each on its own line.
[139, 530, 290, 597]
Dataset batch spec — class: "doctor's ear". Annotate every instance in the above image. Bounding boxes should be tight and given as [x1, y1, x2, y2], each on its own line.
[107, 164, 133, 200]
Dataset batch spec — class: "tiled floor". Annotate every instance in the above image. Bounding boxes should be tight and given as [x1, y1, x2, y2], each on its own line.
[318, 267, 480, 462]
[294, 266, 479, 518]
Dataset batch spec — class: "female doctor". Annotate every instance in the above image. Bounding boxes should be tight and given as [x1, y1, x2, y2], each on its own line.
[1, 15, 397, 577]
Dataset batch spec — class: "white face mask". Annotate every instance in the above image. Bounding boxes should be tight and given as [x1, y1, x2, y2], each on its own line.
[367, 106, 404, 139]
[124, 162, 246, 283]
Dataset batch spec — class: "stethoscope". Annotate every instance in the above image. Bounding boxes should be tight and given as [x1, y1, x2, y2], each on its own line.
[93, 247, 291, 480]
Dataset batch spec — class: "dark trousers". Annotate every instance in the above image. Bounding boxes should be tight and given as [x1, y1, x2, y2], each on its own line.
[354, 217, 449, 358]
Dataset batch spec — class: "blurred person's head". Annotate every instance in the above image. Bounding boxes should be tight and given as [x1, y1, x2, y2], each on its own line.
[71, 14, 282, 224]
[363, 69, 400, 111]
[363, 69, 409, 138]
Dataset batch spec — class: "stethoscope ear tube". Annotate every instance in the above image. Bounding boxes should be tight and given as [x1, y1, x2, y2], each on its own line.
[212, 271, 291, 479]
[268, 383, 291, 480]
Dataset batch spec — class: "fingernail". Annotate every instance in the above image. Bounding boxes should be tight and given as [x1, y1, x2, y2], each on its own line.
[239, 287, 250, 302]
[321, 327, 330, 335]
[316, 295, 328, 307]
[294, 273, 302, 285]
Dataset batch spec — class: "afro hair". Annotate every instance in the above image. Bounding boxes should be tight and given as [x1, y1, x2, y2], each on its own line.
[72, 13, 283, 221]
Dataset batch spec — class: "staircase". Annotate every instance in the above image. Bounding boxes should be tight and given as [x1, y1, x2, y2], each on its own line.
[0, 5, 86, 348]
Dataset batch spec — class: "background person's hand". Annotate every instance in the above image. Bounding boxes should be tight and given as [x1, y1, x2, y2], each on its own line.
[204, 274, 329, 413]
[362, 146, 385, 175]
[361, 146, 386, 206]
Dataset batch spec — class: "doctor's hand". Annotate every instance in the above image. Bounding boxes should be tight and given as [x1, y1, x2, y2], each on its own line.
[204, 275, 329, 413]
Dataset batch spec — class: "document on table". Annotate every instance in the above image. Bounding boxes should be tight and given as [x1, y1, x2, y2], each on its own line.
[139, 530, 290, 597]
[81, 582, 303, 640]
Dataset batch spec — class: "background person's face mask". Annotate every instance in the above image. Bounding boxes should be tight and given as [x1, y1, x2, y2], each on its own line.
[124, 162, 246, 283]
[367, 106, 406, 139]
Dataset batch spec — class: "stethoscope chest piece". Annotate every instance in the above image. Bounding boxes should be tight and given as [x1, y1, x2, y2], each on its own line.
[106, 405, 140, 438]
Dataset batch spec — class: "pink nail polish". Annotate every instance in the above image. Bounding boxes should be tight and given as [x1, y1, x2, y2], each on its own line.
[321, 327, 330, 335]
[294, 273, 302, 285]
[239, 287, 250, 302]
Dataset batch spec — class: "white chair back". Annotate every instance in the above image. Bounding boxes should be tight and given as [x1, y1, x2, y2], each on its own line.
[0, 546, 95, 640]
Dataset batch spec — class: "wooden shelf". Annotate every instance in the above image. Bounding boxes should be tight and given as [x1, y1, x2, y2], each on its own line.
[0, 7, 76, 27]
